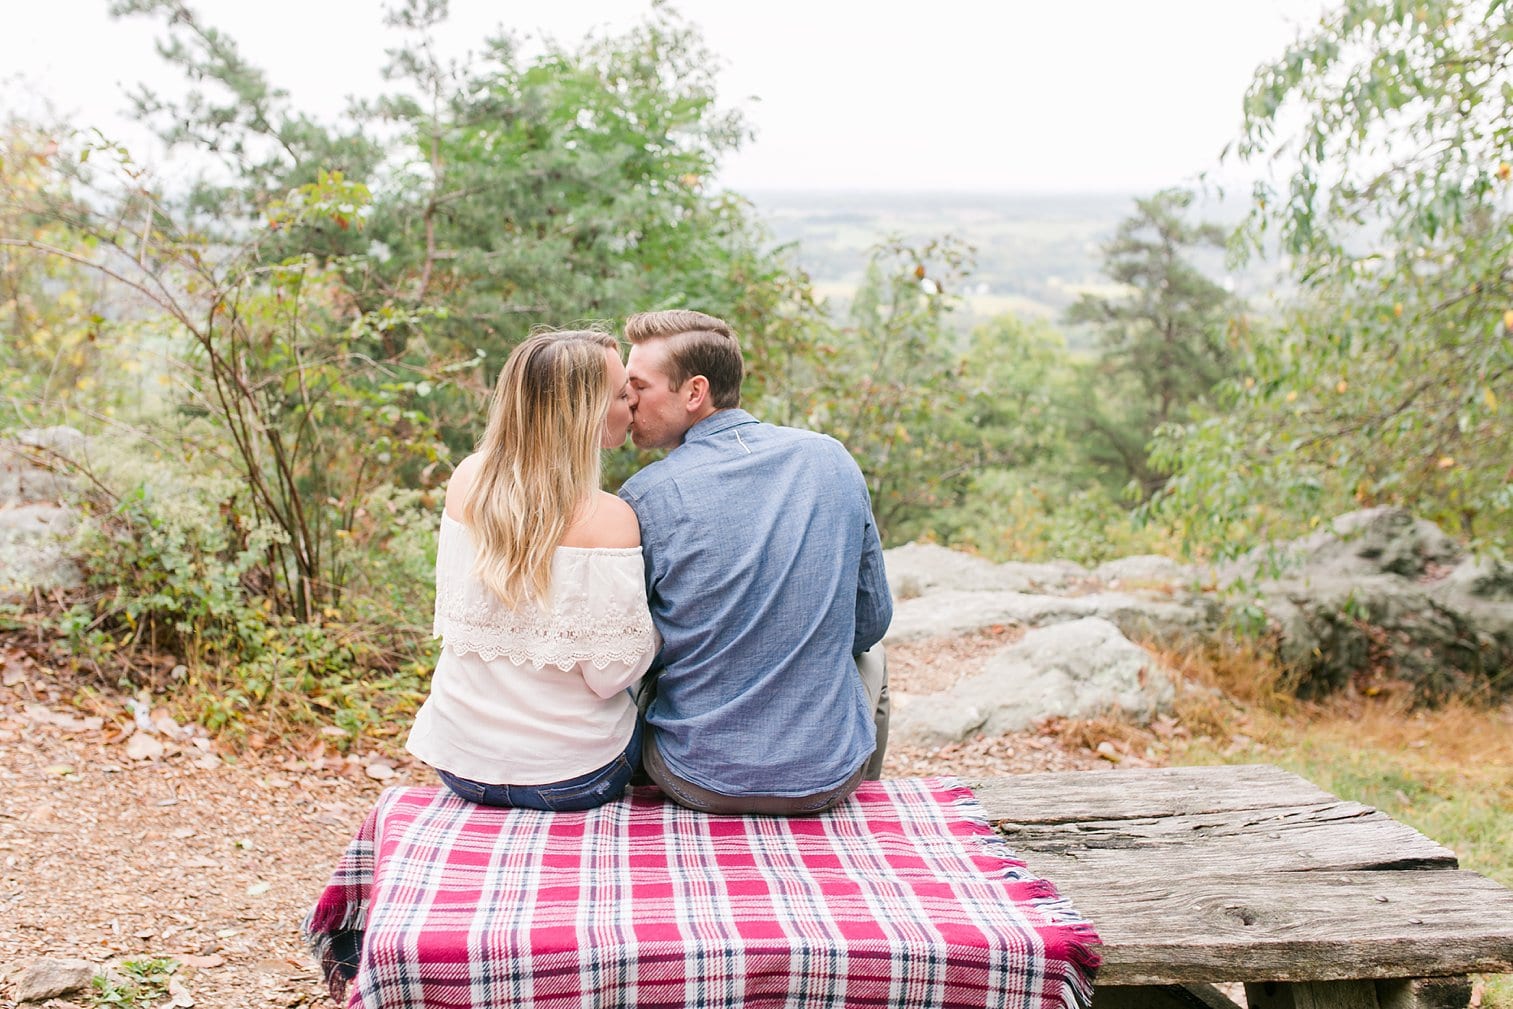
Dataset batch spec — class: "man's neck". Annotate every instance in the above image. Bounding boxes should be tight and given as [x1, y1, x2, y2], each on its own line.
[677, 406, 727, 444]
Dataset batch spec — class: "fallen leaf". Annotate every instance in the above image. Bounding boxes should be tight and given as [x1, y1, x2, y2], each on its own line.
[246, 881, 271, 897]
[179, 954, 224, 969]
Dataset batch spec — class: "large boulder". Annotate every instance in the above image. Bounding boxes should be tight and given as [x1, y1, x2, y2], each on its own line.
[883, 542, 1218, 645]
[0, 428, 85, 602]
[883, 542, 1087, 598]
[886, 588, 1219, 645]
[891, 617, 1178, 745]
[1218, 507, 1463, 585]
[1239, 509, 1511, 700]
[1091, 554, 1195, 587]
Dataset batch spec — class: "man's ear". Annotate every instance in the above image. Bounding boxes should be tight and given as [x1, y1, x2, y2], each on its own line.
[682, 375, 711, 414]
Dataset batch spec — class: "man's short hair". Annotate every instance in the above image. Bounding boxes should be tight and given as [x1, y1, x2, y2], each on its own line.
[624, 310, 744, 410]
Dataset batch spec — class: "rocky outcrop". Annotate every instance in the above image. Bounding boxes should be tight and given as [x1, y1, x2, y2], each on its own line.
[0, 427, 85, 602]
[884, 541, 1088, 597]
[885, 543, 1218, 646]
[1218, 508, 1511, 700]
[891, 617, 1177, 745]
[883, 507, 1512, 707]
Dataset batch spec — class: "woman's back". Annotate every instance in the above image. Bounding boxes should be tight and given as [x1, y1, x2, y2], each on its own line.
[448, 452, 640, 551]
[406, 454, 656, 786]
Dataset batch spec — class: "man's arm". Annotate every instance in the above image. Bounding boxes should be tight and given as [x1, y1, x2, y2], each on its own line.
[853, 506, 892, 655]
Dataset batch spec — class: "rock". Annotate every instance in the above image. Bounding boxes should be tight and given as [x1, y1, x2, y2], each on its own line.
[886, 588, 1218, 645]
[15, 426, 86, 456]
[1220, 507, 1463, 586]
[892, 617, 1178, 745]
[13, 957, 97, 1002]
[883, 542, 1087, 597]
[125, 732, 166, 761]
[1232, 510, 1512, 701]
[1436, 557, 1513, 601]
[1092, 554, 1194, 588]
[0, 428, 83, 504]
[0, 502, 81, 601]
[1, 429, 85, 602]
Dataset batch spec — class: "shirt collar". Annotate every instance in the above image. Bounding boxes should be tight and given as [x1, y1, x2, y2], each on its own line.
[682, 408, 759, 444]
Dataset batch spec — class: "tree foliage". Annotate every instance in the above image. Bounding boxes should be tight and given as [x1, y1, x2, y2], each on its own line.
[0, 124, 118, 414]
[1066, 188, 1238, 497]
[1154, 0, 1513, 554]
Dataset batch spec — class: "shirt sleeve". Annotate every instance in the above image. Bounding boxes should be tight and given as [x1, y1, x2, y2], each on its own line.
[853, 496, 893, 655]
[580, 628, 660, 699]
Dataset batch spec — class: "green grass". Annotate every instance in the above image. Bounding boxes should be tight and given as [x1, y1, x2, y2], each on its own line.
[89, 956, 177, 1007]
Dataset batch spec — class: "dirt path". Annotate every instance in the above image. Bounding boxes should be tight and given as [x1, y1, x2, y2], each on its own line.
[0, 634, 1109, 1009]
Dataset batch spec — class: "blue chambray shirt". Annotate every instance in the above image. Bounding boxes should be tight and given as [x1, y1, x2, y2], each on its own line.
[618, 409, 893, 796]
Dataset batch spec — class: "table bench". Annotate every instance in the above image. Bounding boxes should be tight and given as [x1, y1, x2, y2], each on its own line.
[964, 765, 1513, 1009]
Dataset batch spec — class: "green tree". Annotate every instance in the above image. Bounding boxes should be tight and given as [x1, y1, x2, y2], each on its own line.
[1066, 188, 1238, 496]
[1153, 0, 1513, 553]
[113, 0, 756, 336]
[110, 0, 791, 466]
[798, 238, 977, 542]
[0, 123, 119, 416]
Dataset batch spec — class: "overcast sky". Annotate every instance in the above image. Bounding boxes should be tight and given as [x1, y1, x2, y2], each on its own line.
[1, 0, 1330, 193]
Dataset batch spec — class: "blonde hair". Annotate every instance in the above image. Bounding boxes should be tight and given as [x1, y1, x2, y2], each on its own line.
[464, 329, 620, 607]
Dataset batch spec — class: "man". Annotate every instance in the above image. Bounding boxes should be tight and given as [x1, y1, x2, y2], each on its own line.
[617, 309, 892, 815]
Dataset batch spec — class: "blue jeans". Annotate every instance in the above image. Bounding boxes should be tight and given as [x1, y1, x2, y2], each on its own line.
[436, 720, 642, 812]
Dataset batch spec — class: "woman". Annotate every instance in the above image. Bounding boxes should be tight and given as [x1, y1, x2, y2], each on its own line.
[406, 329, 657, 811]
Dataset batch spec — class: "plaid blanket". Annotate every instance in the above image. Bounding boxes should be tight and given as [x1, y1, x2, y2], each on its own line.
[304, 778, 1100, 1009]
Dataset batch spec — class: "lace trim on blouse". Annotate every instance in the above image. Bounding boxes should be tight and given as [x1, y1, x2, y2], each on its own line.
[432, 514, 656, 670]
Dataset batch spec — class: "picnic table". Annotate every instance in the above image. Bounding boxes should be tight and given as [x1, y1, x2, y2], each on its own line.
[965, 765, 1513, 1009]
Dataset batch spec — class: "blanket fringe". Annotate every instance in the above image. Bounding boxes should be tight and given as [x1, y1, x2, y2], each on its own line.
[934, 774, 1103, 1006]
[301, 898, 366, 1005]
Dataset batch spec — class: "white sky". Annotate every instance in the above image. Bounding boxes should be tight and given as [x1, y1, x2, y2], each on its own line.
[0, 0, 1330, 193]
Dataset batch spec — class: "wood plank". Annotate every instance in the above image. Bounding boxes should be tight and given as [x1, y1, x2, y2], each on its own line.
[1375, 977, 1474, 1009]
[1056, 870, 1513, 985]
[964, 765, 1337, 823]
[1001, 802, 1457, 878]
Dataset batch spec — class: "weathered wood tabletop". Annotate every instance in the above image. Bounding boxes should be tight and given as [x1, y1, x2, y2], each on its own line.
[964, 765, 1513, 1009]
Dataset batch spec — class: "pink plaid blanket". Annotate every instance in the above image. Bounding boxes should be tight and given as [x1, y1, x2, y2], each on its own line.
[304, 778, 1100, 1008]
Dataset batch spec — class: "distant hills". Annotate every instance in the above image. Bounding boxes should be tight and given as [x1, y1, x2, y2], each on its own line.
[743, 189, 1280, 333]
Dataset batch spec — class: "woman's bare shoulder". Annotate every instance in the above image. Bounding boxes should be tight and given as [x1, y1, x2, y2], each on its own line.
[560, 491, 641, 549]
[443, 453, 484, 521]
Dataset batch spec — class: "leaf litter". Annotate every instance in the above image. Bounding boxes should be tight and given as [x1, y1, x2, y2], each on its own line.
[0, 632, 1124, 1008]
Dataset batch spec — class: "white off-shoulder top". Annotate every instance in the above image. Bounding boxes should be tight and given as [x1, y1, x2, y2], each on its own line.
[405, 512, 659, 785]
